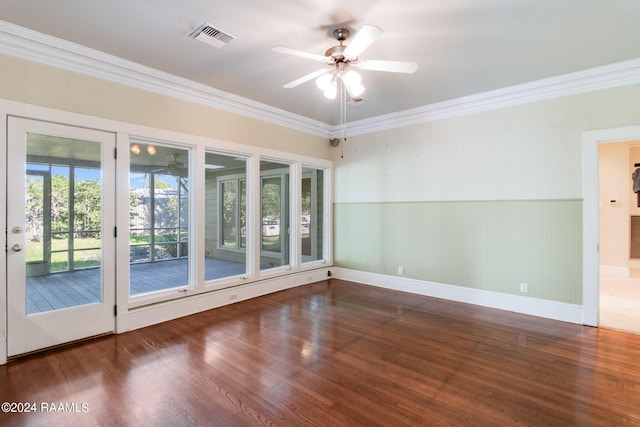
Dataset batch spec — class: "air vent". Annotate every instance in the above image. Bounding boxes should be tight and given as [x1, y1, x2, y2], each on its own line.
[189, 22, 236, 48]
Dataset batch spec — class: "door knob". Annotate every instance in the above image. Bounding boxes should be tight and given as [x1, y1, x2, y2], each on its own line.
[12, 226, 22, 234]
[12, 244, 22, 252]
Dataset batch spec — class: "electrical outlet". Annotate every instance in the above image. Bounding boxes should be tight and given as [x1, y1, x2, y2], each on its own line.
[397, 266, 404, 275]
[519, 283, 528, 294]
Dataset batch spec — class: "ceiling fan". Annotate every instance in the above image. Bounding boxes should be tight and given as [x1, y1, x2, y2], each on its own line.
[273, 25, 418, 99]
[153, 153, 186, 176]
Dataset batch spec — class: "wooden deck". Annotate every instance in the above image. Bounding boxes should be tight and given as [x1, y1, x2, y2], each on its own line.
[26, 258, 245, 314]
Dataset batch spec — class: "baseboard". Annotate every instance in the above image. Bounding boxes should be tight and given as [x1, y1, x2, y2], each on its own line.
[333, 268, 584, 324]
[120, 268, 331, 333]
[0, 338, 6, 365]
[600, 265, 630, 277]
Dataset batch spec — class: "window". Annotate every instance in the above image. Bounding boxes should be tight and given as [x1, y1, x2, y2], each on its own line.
[260, 160, 290, 270]
[219, 178, 246, 250]
[25, 139, 103, 275]
[301, 167, 324, 263]
[128, 141, 330, 301]
[205, 152, 247, 281]
[129, 143, 190, 295]
[21, 132, 106, 316]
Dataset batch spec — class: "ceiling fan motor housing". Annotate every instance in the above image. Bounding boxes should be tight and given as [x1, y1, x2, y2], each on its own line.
[333, 28, 350, 42]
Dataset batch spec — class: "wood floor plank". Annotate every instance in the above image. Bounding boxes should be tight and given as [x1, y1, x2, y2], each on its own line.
[3, 279, 640, 426]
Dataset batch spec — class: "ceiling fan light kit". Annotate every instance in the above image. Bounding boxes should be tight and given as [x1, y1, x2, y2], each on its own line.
[130, 143, 157, 156]
[315, 63, 364, 99]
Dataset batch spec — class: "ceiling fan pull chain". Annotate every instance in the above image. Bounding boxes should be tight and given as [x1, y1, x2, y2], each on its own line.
[340, 80, 347, 159]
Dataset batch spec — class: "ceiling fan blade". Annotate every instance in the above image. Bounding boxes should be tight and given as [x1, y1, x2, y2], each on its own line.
[283, 68, 330, 89]
[344, 25, 383, 58]
[357, 59, 418, 74]
[272, 46, 328, 62]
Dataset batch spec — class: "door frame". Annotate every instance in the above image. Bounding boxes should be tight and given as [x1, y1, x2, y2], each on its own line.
[582, 124, 640, 326]
[5, 116, 117, 357]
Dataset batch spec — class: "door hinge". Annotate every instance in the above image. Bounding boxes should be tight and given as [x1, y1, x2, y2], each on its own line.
[114, 226, 117, 238]
[114, 305, 117, 316]
[114, 147, 117, 159]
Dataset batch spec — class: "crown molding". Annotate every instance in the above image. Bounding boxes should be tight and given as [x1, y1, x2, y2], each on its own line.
[0, 20, 331, 138]
[334, 57, 640, 137]
[1, 20, 639, 140]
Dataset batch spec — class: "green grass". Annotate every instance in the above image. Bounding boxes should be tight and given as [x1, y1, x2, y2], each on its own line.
[27, 234, 187, 271]
[262, 235, 281, 252]
[27, 237, 103, 271]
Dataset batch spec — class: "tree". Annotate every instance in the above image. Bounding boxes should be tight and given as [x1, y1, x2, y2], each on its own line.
[24, 171, 103, 239]
[25, 176, 44, 241]
[50, 174, 70, 234]
[74, 179, 102, 237]
[262, 180, 281, 223]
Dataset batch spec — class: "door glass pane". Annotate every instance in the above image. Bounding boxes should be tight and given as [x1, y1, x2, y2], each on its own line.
[301, 167, 324, 263]
[25, 134, 103, 314]
[204, 152, 247, 281]
[260, 160, 290, 270]
[129, 143, 190, 296]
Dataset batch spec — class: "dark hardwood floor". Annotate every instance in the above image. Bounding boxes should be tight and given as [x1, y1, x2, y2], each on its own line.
[3, 279, 640, 426]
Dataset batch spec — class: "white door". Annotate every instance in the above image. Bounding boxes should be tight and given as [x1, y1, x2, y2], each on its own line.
[7, 117, 116, 357]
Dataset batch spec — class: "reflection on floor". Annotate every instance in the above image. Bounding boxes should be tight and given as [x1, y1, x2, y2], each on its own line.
[600, 269, 640, 334]
[26, 258, 245, 314]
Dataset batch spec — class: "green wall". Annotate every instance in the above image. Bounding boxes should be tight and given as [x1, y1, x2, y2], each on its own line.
[334, 199, 582, 304]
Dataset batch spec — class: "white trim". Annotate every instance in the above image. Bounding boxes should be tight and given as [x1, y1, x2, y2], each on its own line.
[119, 268, 331, 333]
[0, 338, 5, 366]
[0, 20, 329, 138]
[0, 105, 5, 365]
[336, 58, 640, 137]
[582, 125, 640, 327]
[333, 268, 584, 324]
[115, 132, 131, 333]
[1, 20, 639, 139]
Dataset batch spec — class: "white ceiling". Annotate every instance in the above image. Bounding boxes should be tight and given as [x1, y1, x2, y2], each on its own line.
[1, 0, 640, 126]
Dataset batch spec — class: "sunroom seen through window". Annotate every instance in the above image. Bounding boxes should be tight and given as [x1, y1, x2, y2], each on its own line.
[129, 143, 190, 296]
[302, 167, 324, 263]
[260, 160, 290, 271]
[205, 152, 247, 281]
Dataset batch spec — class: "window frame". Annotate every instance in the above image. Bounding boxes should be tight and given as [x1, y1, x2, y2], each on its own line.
[301, 168, 321, 264]
[216, 173, 247, 253]
[127, 140, 194, 302]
